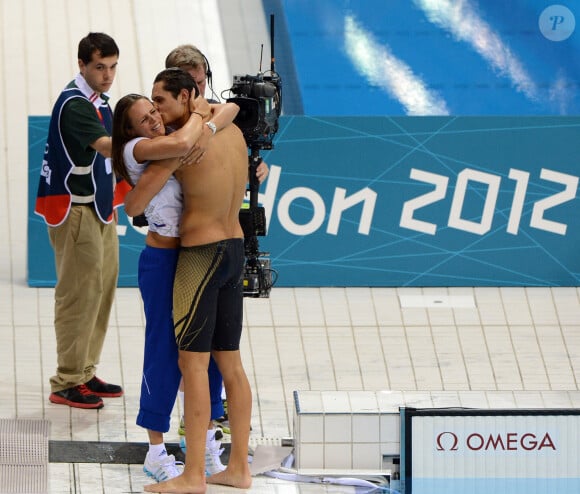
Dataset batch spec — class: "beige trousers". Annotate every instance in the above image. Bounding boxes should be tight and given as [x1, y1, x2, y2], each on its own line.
[48, 205, 119, 392]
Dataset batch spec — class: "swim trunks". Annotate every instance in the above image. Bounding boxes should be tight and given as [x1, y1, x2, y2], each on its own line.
[173, 238, 244, 352]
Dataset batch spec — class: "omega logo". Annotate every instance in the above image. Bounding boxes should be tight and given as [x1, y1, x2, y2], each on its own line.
[436, 431, 557, 452]
[436, 432, 459, 451]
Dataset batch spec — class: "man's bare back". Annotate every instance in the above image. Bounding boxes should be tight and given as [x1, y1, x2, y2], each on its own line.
[176, 123, 248, 247]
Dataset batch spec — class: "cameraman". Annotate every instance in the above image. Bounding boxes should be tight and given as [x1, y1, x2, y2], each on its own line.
[165, 44, 269, 182]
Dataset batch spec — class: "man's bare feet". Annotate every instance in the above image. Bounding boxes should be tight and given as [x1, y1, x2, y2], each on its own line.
[206, 467, 252, 489]
[143, 474, 206, 493]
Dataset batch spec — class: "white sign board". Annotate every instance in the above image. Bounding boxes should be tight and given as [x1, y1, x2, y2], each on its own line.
[403, 409, 580, 494]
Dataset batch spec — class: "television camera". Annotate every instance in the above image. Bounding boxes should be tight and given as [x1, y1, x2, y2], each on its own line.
[228, 72, 281, 151]
[226, 14, 281, 298]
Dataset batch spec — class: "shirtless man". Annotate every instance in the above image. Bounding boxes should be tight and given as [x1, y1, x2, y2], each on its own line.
[144, 69, 252, 493]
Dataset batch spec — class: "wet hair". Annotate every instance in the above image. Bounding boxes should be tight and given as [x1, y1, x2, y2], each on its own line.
[78, 32, 119, 65]
[111, 94, 149, 186]
[153, 68, 200, 100]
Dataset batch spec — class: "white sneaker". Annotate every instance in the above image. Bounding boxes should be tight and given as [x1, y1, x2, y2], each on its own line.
[205, 429, 226, 475]
[143, 452, 183, 482]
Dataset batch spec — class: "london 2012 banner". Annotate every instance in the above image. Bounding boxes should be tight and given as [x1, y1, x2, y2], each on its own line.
[28, 115, 580, 287]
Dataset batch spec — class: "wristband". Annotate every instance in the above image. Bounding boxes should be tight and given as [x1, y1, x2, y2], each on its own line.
[192, 111, 204, 119]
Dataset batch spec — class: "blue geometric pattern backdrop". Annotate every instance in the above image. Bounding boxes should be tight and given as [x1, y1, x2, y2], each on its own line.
[257, 115, 580, 286]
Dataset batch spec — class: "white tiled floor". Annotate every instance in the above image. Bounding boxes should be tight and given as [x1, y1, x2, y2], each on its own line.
[2, 284, 580, 492]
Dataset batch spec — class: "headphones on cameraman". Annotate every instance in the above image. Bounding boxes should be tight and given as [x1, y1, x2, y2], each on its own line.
[200, 50, 220, 101]
[201, 52, 213, 89]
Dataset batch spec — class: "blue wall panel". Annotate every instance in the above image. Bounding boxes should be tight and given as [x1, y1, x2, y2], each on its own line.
[28, 115, 580, 287]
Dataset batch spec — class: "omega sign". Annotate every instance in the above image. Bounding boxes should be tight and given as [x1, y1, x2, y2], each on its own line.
[436, 431, 557, 452]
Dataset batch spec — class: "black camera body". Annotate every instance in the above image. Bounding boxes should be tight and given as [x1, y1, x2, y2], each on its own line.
[227, 73, 281, 150]
[227, 69, 281, 298]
